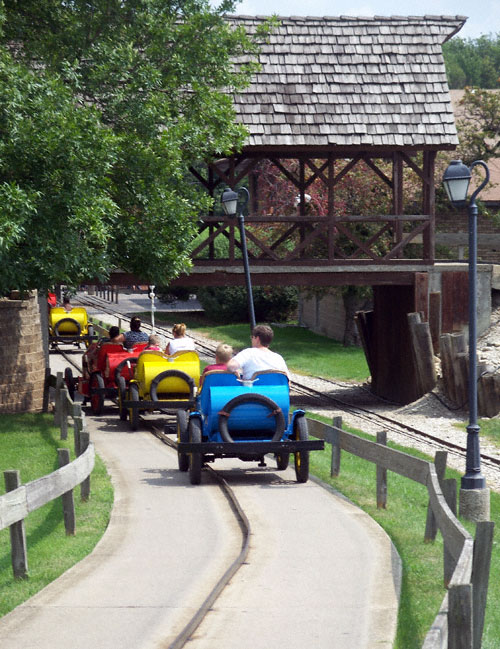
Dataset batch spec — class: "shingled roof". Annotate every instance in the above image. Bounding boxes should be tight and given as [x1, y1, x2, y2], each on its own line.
[229, 15, 466, 150]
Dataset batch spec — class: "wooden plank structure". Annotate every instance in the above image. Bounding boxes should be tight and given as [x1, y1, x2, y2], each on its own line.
[307, 415, 495, 649]
[181, 14, 465, 282]
[114, 15, 475, 404]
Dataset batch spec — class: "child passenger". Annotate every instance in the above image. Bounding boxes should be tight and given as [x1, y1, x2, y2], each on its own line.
[203, 343, 233, 374]
[145, 334, 162, 351]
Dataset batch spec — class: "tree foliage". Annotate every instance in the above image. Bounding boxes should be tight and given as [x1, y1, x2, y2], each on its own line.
[443, 34, 500, 89]
[197, 285, 298, 323]
[455, 87, 500, 166]
[0, 0, 269, 294]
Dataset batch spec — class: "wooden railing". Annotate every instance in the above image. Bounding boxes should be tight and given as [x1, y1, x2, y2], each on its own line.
[193, 213, 434, 265]
[307, 416, 494, 649]
[0, 374, 94, 579]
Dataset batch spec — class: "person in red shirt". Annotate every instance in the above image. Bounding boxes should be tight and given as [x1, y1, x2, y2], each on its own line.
[47, 291, 57, 308]
[203, 343, 233, 374]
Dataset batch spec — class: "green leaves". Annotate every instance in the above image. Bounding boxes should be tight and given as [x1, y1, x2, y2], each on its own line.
[0, 0, 263, 293]
[456, 87, 500, 166]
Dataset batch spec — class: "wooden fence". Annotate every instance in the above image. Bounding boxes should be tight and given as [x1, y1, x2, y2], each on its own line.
[0, 373, 94, 579]
[440, 332, 500, 418]
[307, 416, 494, 649]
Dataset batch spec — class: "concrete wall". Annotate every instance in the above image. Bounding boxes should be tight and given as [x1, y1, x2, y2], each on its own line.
[428, 263, 492, 337]
[299, 264, 493, 343]
[299, 291, 371, 343]
[0, 291, 46, 413]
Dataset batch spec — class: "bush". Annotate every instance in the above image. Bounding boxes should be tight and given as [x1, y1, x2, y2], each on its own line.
[197, 285, 298, 323]
[155, 286, 193, 303]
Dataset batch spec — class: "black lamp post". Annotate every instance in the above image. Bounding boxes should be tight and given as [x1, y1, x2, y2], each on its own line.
[442, 159, 490, 490]
[221, 186, 256, 330]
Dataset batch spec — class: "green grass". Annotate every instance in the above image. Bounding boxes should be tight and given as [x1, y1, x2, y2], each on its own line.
[307, 412, 500, 649]
[0, 414, 113, 617]
[139, 311, 370, 382]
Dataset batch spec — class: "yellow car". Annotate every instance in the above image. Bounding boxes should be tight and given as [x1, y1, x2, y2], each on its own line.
[123, 350, 200, 431]
[49, 306, 94, 348]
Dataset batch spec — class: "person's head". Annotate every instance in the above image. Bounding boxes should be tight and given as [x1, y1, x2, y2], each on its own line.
[130, 316, 142, 332]
[109, 326, 120, 340]
[148, 334, 161, 347]
[251, 324, 274, 348]
[172, 323, 186, 338]
[63, 296, 71, 305]
[215, 343, 233, 364]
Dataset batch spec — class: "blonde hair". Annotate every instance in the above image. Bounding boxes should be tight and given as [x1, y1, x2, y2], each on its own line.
[215, 343, 233, 364]
[172, 323, 187, 337]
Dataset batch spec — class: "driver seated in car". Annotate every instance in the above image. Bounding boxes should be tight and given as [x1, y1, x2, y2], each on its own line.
[226, 325, 289, 380]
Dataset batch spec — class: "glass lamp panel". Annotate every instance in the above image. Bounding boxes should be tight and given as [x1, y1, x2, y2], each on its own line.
[444, 177, 471, 204]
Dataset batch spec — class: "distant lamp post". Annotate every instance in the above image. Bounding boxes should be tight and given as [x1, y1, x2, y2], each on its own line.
[442, 159, 490, 494]
[148, 284, 156, 333]
[221, 186, 256, 330]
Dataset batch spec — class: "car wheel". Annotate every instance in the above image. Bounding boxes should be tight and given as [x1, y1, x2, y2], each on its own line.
[294, 415, 309, 483]
[189, 417, 202, 485]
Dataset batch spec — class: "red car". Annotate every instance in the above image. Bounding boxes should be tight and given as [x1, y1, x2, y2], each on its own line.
[65, 341, 148, 416]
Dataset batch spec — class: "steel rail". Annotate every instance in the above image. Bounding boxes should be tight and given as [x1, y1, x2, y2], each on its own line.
[71, 295, 500, 474]
[150, 425, 251, 649]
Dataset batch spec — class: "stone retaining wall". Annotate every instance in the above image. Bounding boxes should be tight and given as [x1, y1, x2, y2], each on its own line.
[0, 291, 46, 413]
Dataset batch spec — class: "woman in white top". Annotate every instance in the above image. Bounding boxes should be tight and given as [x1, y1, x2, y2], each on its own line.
[166, 323, 195, 355]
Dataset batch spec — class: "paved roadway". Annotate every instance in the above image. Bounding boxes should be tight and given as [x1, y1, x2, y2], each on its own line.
[0, 350, 401, 649]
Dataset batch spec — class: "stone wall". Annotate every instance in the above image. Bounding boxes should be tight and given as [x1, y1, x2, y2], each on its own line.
[0, 291, 46, 413]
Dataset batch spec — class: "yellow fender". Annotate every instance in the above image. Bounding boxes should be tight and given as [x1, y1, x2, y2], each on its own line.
[49, 307, 89, 336]
[134, 350, 200, 399]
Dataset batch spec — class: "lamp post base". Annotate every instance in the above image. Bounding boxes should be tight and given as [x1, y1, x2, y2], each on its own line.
[459, 487, 490, 523]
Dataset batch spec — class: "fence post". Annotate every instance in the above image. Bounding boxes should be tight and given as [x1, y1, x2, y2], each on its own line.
[73, 403, 84, 457]
[442, 478, 457, 587]
[60, 387, 69, 440]
[80, 432, 91, 501]
[330, 416, 342, 477]
[376, 430, 387, 509]
[4, 470, 29, 579]
[472, 521, 495, 649]
[58, 449, 76, 535]
[54, 371, 64, 427]
[424, 450, 448, 542]
[448, 584, 473, 649]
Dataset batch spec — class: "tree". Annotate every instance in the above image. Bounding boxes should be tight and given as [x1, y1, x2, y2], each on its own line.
[0, 1, 269, 294]
[443, 34, 500, 89]
[455, 87, 500, 166]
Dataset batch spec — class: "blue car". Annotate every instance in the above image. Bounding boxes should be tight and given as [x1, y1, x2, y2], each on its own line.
[176, 370, 324, 484]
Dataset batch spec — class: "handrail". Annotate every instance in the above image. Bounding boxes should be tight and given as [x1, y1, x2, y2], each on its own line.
[0, 444, 94, 531]
[1, 372, 95, 578]
[306, 416, 493, 649]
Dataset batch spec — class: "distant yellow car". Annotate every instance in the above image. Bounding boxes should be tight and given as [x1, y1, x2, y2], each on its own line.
[48, 306, 94, 348]
[123, 350, 200, 431]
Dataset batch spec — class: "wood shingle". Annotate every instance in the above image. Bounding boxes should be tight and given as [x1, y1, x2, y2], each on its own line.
[229, 15, 465, 150]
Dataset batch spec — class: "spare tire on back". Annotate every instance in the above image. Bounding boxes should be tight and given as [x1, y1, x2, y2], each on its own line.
[218, 393, 285, 443]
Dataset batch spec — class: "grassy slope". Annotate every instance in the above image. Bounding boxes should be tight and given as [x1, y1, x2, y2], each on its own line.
[0, 414, 113, 617]
[307, 414, 500, 649]
[22, 312, 499, 647]
[149, 312, 370, 382]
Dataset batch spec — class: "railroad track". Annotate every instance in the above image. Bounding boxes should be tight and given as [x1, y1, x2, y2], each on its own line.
[50, 346, 251, 649]
[65, 294, 500, 480]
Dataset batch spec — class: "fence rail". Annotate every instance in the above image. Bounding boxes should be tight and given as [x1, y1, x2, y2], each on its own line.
[306, 416, 494, 649]
[1, 373, 94, 578]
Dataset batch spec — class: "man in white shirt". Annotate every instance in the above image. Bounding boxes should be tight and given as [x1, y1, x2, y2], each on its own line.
[226, 325, 289, 380]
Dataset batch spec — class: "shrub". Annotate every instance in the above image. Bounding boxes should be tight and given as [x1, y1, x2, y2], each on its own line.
[197, 285, 298, 323]
[155, 286, 193, 303]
